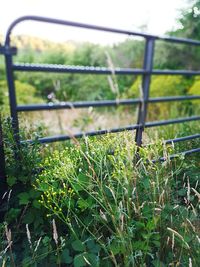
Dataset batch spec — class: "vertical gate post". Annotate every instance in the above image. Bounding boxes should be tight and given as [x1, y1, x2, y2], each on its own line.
[0, 45, 7, 221]
[0, 43, 18, 222]
[0, 113, 6, 183]
[135, 37, 155, 146]
[0, 113, 7, 222]
[4, 44, 20, 148]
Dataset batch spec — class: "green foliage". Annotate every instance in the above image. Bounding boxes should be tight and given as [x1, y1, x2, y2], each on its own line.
[0, 117, 200, 266]
[34, 133, 200, 266]
[174, 0, 200, 40]
[0, 59, 6, 81]
[0, 120, 58, 266]
[39, 49, 73, 65]
[108, 39, 145, 68]
[129, 75, 191, 98]
[127, 75, 193, 119]
[1, 6, 200, 265]
[188, 77, 200, 109]
[11, 37, 141, 103]
[150, 75, 191, 97]
[0, 80, 43, 112]
[14, 80, 43, 105]
[72, 43, 105, 66]
[154, 1, 200, 70]
[189, 78, 200, 95]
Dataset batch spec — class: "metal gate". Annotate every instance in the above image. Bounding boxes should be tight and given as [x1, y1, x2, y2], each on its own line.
[1, 15, 200, 175]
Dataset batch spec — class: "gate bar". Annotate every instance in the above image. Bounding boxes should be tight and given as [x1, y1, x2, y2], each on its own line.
[164, 134, 200, 144]
[5, 15, 200, 46]
[22, 124, 140, 144]
[21, 116, 200, 145]
[152, 147, 200, 163]
[135, 37, 155, 146]
[0, 114, 6, 183]
[5, 55, 20, 147]
[13, 63, 200, 76]
[145, 115, 200, 127]
[16, 95, 200, 112]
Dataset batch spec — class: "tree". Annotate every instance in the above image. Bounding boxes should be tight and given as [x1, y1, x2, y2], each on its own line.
[154, 0, 200, 70]
[173, 0, 200, 40]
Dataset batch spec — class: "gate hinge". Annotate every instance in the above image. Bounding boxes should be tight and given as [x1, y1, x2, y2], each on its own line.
[0, 45, 17, 55]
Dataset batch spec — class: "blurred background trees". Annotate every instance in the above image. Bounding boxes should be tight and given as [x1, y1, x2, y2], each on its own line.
[1, 0, 200, 118]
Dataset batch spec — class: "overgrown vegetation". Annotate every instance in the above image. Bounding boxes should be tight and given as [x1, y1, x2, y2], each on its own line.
[0, 0, 200, 266]
[0, 124, 200, 266]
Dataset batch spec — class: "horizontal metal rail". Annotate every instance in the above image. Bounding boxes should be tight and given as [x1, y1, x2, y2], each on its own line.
[152, 147, 200, 162]
[164, 134, 200, 144]
[22, 124, 140, 144]
[5, 15, 200, 46]
[21, 116, 200, 144]
[13, 63, 200, 76]
[16, 96, 200, 112]
[17, 99, 141, 111]
[13, 63, 145, 75]
[149, 95, 200, 102]
[144, 134, 200, 148]
[153, 69, 200, 76]
[145, 116, 200, 127]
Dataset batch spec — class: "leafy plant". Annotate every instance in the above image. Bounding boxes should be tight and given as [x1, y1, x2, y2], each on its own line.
[36, 133, 200, 266]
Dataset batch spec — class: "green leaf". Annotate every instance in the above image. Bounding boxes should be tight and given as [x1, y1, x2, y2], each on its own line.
[178, 188, 187, 196]
[109, 240, 124, 255]
[6, 208, 21, 221]
[22, 256, 33, 266]
[77, 199, 89, 210]
[152, 259, 166, 267]
[7, 176, 17, 186]
[78, 173, 90, 185]
[74, 253, 87, 267]
[86, 240, 101, 253]
[61, 248, 73, 264]
[72, 240, 85, 252]
[42, 236, 50, 245]
[29, 188, 41, 199]
[152, 240, 160, 247]
[135, 221, 145, 230]
[23, 210, 35, 224]
[101, 258, 113, 267]
[32, 199, 41, 209]
[87, 253, 99, 266]
[72, 182, 82, 192]
[146, 219, 156, 231]
[18, 192, 30, 205]
[143, 177, 150, 189]
[132, 241, 146, 250]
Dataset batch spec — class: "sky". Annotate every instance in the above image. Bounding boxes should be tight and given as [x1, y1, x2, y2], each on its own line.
[0, 0, 189, 44]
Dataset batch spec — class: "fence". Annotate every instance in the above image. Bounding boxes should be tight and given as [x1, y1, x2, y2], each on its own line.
[1, 15, 200, 177]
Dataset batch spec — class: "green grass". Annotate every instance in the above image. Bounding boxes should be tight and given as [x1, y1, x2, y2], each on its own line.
[0, 120, 199, 266]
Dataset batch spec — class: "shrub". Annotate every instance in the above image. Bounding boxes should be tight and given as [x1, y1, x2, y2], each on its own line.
[0, 119, 63, 266]
[126, 75, 193, 119]
[188, 77, 200, 111]
[36, 133, 200, 266]
[0, 80, 43, 112]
